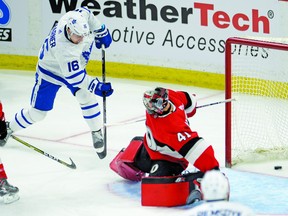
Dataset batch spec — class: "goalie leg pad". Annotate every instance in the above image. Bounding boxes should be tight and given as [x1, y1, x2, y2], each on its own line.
[119, 136, 144, 162]
[110, 149, 145, 181]
[109, 136, 145, 181]
[141, 171, 204, 207]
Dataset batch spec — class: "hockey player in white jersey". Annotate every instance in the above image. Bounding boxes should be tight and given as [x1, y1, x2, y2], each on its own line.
[0, 7, 113, 157]
[189, 170, 255, 216]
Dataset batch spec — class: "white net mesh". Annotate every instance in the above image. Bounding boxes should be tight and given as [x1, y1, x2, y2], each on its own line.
[229, 37, 288, 165]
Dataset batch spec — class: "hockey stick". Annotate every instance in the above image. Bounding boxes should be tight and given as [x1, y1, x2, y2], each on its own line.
[105, 98, 236, 127]
[11, 135, 77, 169]
[96, 45, 107, 159]
[195, 98, 236, 109]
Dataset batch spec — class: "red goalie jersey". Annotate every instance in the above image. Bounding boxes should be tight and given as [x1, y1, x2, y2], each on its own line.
[143, 89, 219, 173]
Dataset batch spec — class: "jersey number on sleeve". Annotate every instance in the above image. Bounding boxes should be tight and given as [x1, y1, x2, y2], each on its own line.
[177, 132, 191, 142]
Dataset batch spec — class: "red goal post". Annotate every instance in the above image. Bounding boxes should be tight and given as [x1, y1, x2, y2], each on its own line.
[225, 37, 288, 168]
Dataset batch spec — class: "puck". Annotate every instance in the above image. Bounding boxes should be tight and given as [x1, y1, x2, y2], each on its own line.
[274, 166, 282, 170]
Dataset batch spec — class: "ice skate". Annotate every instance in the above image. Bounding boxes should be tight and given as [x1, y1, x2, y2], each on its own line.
[0, 122, 13, 147]
[0, 178, 20, 204]
[186, 178, 203, 205]
[186, 189, 202, 205]
[92, 130, 104, 153]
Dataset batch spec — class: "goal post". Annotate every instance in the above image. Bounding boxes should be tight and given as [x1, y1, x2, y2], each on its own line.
[225, 37, 288, 168]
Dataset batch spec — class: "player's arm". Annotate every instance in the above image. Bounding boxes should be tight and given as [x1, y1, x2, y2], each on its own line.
[77, 6, 102, 30]
[178, 137, 219, 172]
[177, 91, 197, 117]
[58, 51, 113, 98]
[78, 6, 112, 49]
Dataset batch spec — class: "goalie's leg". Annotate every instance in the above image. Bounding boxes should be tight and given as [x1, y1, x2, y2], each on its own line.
[110, 136, 147, 181]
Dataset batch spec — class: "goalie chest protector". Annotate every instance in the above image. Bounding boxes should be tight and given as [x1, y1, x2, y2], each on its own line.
[141, 175, 195, 207]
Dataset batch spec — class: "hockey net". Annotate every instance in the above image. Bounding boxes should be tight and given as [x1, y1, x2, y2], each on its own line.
[225, 37, 288, 167]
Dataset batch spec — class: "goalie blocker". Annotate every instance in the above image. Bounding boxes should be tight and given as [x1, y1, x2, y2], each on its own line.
[110, 136, 204, 207]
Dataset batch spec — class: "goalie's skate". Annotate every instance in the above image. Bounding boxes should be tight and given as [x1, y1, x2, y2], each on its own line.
[186, 178, 203, 205]
[92, 130, 104, 152]
[0, 179, 19, 204]
[0, 122, 13, 147]
[186, 189, 201, 205]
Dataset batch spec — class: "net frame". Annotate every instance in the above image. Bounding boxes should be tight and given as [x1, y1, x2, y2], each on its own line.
[225, 37, 288, 168]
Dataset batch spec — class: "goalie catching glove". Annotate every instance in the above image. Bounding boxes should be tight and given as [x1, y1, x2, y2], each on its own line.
[88, 78, 113, 97]
[94, 24, 112, 49]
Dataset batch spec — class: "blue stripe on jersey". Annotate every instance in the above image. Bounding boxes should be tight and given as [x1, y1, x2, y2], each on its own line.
[81, 102, 100, 119]
[81, 6, 90, 13]
[81, 102, 99, 110]
[65, 70, 85, 79]
[37, 65, 81, 95]
[14, 114, 25, 128]
[14, 109, 33, 129]
[84, 111, 101, 119]
[20, 109, 33, 125]
[38, 65, 70, 86]
[65, 70, 86, 86]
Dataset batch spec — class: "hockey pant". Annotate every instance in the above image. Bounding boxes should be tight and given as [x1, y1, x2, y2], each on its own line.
[9, 74, 102, 132]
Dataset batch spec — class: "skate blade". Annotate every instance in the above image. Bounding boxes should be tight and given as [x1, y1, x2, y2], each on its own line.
[3, 192, 20, 204]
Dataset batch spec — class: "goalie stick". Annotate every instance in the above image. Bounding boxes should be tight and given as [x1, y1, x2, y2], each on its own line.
[96, 45, 107, 159]
[196, 98, 235, 108]
[11, 135, 76, 169]
[105, 98, 236, 127]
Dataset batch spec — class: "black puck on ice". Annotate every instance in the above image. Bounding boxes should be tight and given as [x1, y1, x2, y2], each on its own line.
[274, 166, 282, 170]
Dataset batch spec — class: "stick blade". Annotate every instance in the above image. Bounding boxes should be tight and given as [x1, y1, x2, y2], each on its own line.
[68, 157, 77, 169]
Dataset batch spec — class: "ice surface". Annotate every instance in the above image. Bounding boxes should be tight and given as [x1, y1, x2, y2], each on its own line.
[0, 70, 287, 215]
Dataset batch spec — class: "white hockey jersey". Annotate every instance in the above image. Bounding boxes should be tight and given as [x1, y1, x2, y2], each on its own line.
[37, 7, 102, 90]
[189, 201, 255, 216]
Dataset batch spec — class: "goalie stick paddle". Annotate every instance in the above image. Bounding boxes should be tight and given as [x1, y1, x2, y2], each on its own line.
[96, 45, 107, 159]
[11, 135, 76, 169]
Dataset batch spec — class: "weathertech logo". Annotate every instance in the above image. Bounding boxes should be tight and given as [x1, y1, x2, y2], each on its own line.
[0, 28, 12, 41]
[49, 0, 272, 34]
[194, 3, 271, 33]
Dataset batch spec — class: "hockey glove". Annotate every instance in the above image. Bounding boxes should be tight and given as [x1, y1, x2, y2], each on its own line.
[88, 78, 113, 97]
[94, 24, 112, 49]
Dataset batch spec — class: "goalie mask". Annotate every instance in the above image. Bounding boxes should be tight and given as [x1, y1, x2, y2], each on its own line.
[67, 13, 89, 37]
[143, 87, 169, 115]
